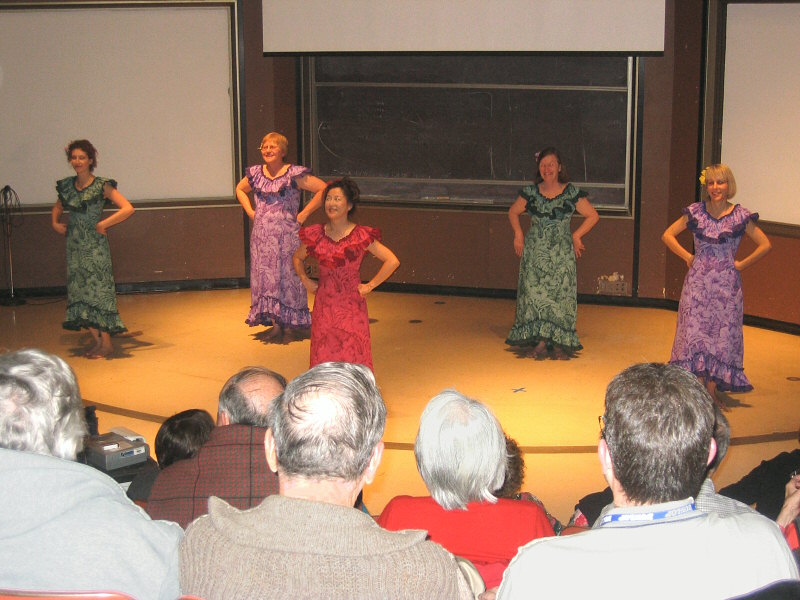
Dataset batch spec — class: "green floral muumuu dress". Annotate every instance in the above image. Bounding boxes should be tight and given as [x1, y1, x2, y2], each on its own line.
[506, 183, 586, 351]
[56, 176, 126, 334]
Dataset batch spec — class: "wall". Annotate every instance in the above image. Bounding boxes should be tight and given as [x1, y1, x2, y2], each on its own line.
[1, 0, 798, 327]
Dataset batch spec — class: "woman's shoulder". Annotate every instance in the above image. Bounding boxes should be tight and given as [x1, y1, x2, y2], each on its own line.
[563, 182, 587, 200]
[286, 164, 311, 178]
[732, 203, 758, 222]
[352, 224, 381, 243]
[299, 223, 325, 244]
[494, 496, 549, 516]
[380, 496, 438, 521]
[94, 176, 117, 189]
[55, 176, 75, 199]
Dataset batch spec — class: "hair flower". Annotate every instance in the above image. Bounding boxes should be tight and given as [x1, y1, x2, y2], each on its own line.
[698, 168, 707, 186]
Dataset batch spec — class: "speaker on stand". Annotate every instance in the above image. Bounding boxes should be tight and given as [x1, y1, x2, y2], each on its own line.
[1, 185, 26, 306]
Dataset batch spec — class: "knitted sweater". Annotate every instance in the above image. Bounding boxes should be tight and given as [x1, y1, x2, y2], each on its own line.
[180, 494, 473, 599]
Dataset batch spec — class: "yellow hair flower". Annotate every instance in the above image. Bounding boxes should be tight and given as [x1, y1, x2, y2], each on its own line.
[698, 168, 707, 186]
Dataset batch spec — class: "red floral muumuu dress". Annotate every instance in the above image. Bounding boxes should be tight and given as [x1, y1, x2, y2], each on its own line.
[299, 224, 380, 370]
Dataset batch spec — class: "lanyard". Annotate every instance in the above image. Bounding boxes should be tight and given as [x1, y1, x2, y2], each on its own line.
[600, 502, 697, 526]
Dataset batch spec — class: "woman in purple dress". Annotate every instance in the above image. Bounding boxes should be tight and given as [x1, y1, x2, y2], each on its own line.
[662, 164, 771, 399]
[235, 132, 326, 339]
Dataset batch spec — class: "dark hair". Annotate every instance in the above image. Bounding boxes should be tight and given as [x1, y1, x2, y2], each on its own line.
[268, 362, 386, 481]
[533, 146, 569, 184]
[218, 366, 287, 427]
[495, 435, 526, 498]
[323, 177, 360, 215]
[603, 363, 714, 504]
[154, 409, 214, 468]
[65, 139, 98, 172]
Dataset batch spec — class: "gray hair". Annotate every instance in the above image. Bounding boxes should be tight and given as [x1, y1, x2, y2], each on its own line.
[269, 362, 386, 481]
[0, 348, 88, 460]
[218, 366, 287, 427]
[414, 389, 507, 510]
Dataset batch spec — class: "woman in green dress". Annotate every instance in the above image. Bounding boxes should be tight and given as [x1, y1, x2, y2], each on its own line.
[506, 147, 599, 359]
[52, 140, 134, 358]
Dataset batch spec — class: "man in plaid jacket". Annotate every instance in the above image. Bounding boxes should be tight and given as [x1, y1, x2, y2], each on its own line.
[146, 366, 286, 528]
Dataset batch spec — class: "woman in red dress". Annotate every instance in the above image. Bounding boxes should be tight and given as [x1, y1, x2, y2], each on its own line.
[293, 178, 399, 370]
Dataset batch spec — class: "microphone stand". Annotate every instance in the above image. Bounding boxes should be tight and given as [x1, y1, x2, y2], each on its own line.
[1, 185, 26, 306]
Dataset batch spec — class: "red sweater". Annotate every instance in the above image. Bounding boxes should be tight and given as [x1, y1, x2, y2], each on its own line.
[378, 495, 554, 588]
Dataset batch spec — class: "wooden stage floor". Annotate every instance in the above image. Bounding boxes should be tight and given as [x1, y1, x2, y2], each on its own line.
[2, 288, 799, 522]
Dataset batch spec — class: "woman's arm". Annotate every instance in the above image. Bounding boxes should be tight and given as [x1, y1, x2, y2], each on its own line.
[572, 197, 600, 258]
[97, 185, 135, 235]
[235, 176, 255, 220]
[734, 221, 771, 271]
[51, 200, 67, 235]
[296, 174, 327, 224]
[661, 214, 693, 268]
[508, 195, 528, 257]
[359, 240, 400, 297]
[293, 244, 318, 293]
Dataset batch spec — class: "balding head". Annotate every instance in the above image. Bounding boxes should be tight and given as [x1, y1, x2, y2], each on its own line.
[217, 367, 286, 427]
[268, 362, 386, 482]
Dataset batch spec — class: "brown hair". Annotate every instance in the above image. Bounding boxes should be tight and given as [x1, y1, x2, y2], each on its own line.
[65, 139, 98, 172]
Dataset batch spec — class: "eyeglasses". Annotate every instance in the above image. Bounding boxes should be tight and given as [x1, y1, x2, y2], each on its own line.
[791, 470, 799, 480]
[598, 415, 606, 440]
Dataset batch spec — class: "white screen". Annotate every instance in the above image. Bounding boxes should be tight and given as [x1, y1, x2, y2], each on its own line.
[0, 6, 235, 205]
[262, 0, 665, 53]
[722, 3, 800, 225]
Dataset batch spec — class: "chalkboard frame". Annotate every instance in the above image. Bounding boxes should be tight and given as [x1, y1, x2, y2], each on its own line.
[302, 55, 638, 214]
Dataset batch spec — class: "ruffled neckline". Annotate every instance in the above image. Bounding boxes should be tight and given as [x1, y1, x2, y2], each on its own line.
[247, 164, 309, 194]
[323, 223, 359, 244]
[684, 202, 756, 243]
[701, 201, 737, 222]
[300, 224, 381, 268]
[56, 176, 114, 211]
[521, 182, 586, 218]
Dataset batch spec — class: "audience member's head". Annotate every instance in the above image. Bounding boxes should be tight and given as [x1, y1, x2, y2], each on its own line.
[217, 366, 286, 427]
[495, 435, 525, 498]
[155, 409, 215, 468]
[707, 405, 730, 475]
[415, 389, 506, 510]
[0, 348, 87, 460]
[601, 362, 715, 505]
[268, 362, 385, 489]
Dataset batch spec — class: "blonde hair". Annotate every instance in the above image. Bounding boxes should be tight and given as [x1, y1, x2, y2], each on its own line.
[702, 164, 737, 200]
[260, 132, 288, 158]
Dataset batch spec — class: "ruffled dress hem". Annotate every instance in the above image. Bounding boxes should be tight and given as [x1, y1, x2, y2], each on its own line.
[670, 353, 752, 393]
[506, 320, 582, 351]
[63, 301, 127, 335]
[245, 296, 311, 328]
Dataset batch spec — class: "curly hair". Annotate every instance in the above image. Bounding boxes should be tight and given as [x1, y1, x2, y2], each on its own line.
[65, 139, 98, 172]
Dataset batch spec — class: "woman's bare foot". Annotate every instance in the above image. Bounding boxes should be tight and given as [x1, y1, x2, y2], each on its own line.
[528, 340, 548, 359]
[264, 324, 283, 339]
[86, 330, 113, 358]
[552, 346, 571, 360]
[86, 348, 111, 359]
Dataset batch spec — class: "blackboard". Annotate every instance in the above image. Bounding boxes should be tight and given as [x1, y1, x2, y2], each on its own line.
[309, 55, 633, 209]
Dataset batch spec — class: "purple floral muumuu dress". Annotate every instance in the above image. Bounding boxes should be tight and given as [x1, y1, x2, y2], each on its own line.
[669, 201, 758, 392]
[244, 164, 312, 329]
